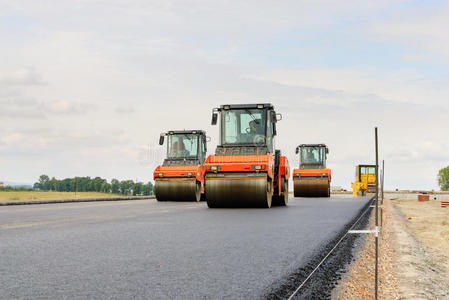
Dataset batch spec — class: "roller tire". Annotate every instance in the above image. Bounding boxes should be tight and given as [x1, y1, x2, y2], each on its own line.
[272, 178, 288, 206]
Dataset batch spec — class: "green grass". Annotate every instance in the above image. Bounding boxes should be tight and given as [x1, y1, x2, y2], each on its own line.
[0, 191, 123, 202]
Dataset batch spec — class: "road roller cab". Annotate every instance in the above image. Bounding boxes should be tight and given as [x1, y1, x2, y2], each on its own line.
[204, 103, 290, 208]
[293, 144, 331, 197]
[154, 130, 208, 202]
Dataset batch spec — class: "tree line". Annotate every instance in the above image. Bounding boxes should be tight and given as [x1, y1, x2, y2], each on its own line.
[0, 186, 33, 192]
[33, 175, 153, 196]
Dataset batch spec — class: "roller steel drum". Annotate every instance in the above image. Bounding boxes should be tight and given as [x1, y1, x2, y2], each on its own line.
[155, 178, 201, 202]
[293, 178, 330, 197]
[205, 173, 272, 208]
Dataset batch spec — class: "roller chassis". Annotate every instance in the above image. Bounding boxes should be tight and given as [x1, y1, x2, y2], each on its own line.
[292, 168, 331, 197]
[204, 152, 290, 208]
[153, 164, 205, 202]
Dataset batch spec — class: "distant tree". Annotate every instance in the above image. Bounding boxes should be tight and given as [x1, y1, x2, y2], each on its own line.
[142, 182, 154, 196]
[78, 177, 91, 192]
[133, 182, 143, 196]
[50, 177, 57, 191]
[111, 179, 120, 194]
[438, 166, 449, 191]
[62, 178, 72, 192]
[101, 182, 111, 193]
[92, 177, 105, 192]
[37, 175, 50, 190]
[120, 180, 134, 195]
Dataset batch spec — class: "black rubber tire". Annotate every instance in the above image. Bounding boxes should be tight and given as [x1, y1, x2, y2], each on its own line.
[272, 177, 288, 206]
[194, 182, 201, 202]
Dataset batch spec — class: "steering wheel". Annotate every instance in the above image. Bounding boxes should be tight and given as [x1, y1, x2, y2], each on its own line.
[245, 127, 251, 133]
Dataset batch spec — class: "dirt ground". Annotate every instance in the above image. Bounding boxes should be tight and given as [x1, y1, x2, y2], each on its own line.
[333, 197, 449, 300]
[392, 199, 449, 299]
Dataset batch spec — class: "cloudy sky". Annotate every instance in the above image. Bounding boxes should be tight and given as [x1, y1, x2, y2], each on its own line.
[1, 0, 448, 190]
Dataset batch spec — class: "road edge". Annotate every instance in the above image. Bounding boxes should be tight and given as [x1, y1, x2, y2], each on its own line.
[0, 196, 155, 206]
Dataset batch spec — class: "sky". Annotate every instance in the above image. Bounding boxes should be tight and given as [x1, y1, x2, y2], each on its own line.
[1, 0, 448, 190]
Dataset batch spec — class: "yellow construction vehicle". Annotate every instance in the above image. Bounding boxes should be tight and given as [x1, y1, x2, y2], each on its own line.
[352, 165, 376, 196]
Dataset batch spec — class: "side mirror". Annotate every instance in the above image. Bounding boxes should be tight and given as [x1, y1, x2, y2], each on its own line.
[276, 113, 283, 121]
[295, 146, 299, 154]
[326, 148, 329, 154]
[211, 113, 218, 125]
[159, 135, 164, 145]
[206, 136, 211, 142]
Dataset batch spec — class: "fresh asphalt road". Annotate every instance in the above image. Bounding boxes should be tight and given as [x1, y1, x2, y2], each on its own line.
[0, 196, 370, 299]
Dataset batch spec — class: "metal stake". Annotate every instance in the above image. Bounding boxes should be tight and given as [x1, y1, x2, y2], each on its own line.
[381, 160, 385, 227]
[375, 127, 379, 300]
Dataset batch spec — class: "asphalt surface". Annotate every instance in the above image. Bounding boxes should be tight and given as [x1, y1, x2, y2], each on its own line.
[0, 196, 370, 299]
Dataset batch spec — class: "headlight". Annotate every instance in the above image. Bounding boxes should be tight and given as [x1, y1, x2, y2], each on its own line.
[210, 166, 221, 171]
[251, 165, 262, 170]
[158, 172, 165, 177]
[185, 172, 192, 176]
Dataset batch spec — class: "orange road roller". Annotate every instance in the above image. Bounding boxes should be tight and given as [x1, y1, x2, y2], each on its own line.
[154, 130, 208, 202]
[204, 103, 290, 208]
[293, 144, 331, 197]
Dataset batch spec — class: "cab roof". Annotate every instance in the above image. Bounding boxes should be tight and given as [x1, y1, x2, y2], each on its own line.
[165, 130, 206, 135]
[298, 144, 327, 148]
[219, 103, 274, 110]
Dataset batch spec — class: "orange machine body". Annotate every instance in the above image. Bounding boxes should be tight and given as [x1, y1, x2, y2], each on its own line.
[292, 168, 331, 181]
[153, 164, 205, 193]
[204, 153, 289, 197]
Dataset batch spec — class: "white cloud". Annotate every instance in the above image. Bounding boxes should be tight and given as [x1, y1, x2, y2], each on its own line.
[42, 100, 91, 114]
[368, 2, 449, 61]
[0, 97, 45, 119]
[0, 67, 45, 86]
[1, 133, 25, 146]
[114, 107, 135, 114]
[248, 68, 449, 106]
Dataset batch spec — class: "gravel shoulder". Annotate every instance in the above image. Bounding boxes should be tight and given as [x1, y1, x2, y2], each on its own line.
[333, 197, 449, 300]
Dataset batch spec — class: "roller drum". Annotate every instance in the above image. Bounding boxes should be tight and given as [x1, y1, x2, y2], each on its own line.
[293, 178, 330, 197]
[155, 178, 201, 202]
[206, 173, 272, 208]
